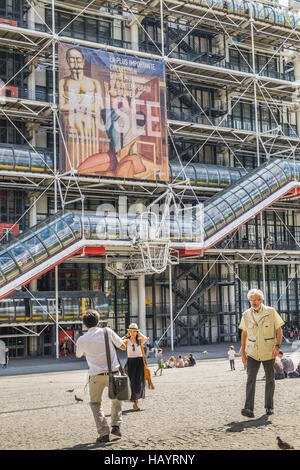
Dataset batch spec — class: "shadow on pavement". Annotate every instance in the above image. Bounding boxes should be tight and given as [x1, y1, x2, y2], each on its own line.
[60, 437, 120, 450]
[0, 403, 77, 415]
[225, 414, 272, 433]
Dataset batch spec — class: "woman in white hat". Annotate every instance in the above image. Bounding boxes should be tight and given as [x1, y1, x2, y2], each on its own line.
[122, 323, 148, 411]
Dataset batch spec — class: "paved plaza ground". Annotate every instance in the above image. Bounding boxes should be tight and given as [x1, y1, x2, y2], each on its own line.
[0, 343, 299, 452]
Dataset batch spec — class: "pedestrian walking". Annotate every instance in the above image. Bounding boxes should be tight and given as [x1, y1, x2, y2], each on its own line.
[60, 337, 70, 356]
[227, 345, 238, 370]
[239, 288, 284, 418]
[75, 309, 126, 443]
[153, 338, 159, 358]
[122, 323, 148, 411]
[143, 337, 151, 358]
[154, 348, 164, 376]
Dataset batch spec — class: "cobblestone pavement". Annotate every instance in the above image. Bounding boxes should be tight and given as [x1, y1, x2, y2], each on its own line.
[0, 348, 299, 451]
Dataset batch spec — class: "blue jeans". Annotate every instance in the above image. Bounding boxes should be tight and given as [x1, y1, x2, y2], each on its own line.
[230, 359, 235, 370]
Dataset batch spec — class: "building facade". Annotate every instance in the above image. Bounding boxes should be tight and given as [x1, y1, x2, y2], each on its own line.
[0, 0, 300, 358]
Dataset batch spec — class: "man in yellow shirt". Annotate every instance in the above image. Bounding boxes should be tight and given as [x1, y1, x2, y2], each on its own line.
[239, 288, 284, 418]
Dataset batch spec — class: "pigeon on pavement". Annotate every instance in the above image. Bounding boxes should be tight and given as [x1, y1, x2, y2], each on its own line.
[66, 389, 74, 392]
[277, 436, 294, 450]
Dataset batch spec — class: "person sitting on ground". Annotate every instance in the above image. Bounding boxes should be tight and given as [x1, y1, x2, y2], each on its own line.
[165, 356, 176, 369]
[277, 350, 295, 378]
[184, 356, 190, 367]
[188, 353, 196, 366]
[288, 362, 300, 378]
[274, 357, 285, 380]
[176, 354, 185, 368]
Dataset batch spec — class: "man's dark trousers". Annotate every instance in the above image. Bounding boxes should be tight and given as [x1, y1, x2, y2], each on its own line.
[245, 356, 275, 411]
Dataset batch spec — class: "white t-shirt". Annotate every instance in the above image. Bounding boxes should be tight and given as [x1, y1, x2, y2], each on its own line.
[228, 349, 236, 360]
[126, 340, 143, 358]
[76, 327, 124, 377]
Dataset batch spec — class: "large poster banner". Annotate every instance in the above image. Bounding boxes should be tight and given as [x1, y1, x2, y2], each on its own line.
[58, 44, 168, 181]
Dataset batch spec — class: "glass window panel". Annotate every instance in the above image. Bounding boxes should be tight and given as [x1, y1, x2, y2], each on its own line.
[181, 219, 193, 241]
[23, 235, 48, 263]
[224, 191, 244, 217]
[59, 13, 72, 37]
[45, 153, 54, 170]
[270, 163, 290, 185]
[0, 147, 13, 167]
[64, 213, 82, 238]
[0, 298, 14, 321]
[106, 216, 121, 238]
[86, 18, 97, 42]
[36, 225, 61, 255]
[169, 219, 181, 241]
[259, 170, 279, 192]
[195, 167, 208, 185]
[15, 299, 26, 320]
[73, 17, 84, 40]
[206, 206, 225, 228]
[253, 176, 270, 198]
[31, 298, 48, 320]
[203, 213, 217, 237]
[182, 166, 196, 184]
[235, 188, 252, 210]
[214, 200, 235, 226]
[30, 151, 45, 170]
[62, 297, 79, 318]
[219, 168, 230, 186]
[50, 219, 74, 247]
[0, 251, 19, 280]
[8, 243, 34, 272]
[206, 167, 219, 185]
[244, 181, 262, 204]
[88, 215, 106, 239]
[14, 149, 30, 169]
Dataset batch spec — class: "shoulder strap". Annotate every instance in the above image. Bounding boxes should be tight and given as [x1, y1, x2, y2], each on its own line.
[104, 328, 112, 373]
[104, 327, 125, 375]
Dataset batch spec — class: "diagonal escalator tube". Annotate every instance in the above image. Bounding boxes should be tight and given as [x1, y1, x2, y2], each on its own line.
[0, 158, 298, 298]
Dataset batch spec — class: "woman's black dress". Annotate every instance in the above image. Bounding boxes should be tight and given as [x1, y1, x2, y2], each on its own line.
[125, 347, 145, 402]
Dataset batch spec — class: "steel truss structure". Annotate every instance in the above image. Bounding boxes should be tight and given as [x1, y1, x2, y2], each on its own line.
[0, 0, 300, 355]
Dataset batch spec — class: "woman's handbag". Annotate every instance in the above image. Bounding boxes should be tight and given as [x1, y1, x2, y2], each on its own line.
[104, 328, 131, 401]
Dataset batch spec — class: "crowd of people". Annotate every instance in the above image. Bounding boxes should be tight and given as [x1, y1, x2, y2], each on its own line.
[154, 352, 196, 375]
[283, 325, 300, 341]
